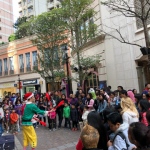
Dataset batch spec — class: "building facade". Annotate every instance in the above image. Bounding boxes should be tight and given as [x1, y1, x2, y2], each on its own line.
[0, 0, 14, 42]
[0, 37, 46, 98]
[18, 0, 61, 18]
[71, 0, 148, 93]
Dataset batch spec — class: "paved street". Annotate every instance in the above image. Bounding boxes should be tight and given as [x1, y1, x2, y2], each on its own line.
[15, 125, 80, 150]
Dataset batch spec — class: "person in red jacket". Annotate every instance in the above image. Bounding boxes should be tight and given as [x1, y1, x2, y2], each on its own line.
[10, 108, 18, 134]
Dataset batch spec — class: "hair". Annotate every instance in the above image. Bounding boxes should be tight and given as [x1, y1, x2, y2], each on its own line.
[81, 125, 99, 149]
[107, 112, 123, 124]
[146, 110, 150, 124]
[110, 92, 115, 96]
[121, 90, 127, 96]
[99, 93, 105, 100]
[108, 86, 111, 90]
[87, 111, 107, 150]
[61, 94, 66, 99]
[121, 97, 139, 118]
[132, 89, 136, 93]
[139, 100, 150, 112]
[87, 93, 93, 100]
[118, 86, 123, 90]
[100, 88, 105, 92]
[129, 122, 150, 147]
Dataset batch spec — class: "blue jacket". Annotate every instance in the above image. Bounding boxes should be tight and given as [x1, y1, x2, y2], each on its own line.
[97, 100, 107, 113]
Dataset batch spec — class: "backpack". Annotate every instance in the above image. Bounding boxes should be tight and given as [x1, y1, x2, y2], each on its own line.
[49, 111, 56, 119]
[113, 132, 130, 150]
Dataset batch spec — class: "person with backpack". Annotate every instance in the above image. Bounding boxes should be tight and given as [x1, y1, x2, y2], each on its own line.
[107, 112, 135, 150]
[47, 105, 56, 131]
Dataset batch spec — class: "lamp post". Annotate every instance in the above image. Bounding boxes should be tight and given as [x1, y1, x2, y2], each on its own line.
[18, 74, 21, 97]
[63, 46, 71, 96]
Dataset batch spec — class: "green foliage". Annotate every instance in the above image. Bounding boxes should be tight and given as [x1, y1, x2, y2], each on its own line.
[8, 34, 16, 42]
[71, 54, 101, 82]
[13, 16, 29, 39]
[23, 9, 67, 89]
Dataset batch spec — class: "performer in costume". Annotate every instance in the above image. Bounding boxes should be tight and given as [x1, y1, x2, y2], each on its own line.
[88, 88, 96, 100]
[22, 92, 49, 150]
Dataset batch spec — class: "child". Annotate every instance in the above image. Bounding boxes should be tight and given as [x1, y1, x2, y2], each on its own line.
[31, 114, 38, 128]
[70, 104, 78, 131]
[10, 108, 18, 135]
[22, 92, 49, 150]
[82, 106, 89, 126]
[4, 109, 10, 133]
[48, 105, 56, 131]
[63, 102, 71, 129]
[107, 112, 135, 150]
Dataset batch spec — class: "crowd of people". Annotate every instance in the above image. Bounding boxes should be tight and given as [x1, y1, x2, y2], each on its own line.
[0, 84, 150, 150]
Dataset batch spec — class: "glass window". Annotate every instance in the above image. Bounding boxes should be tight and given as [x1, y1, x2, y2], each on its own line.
[9, 57, 14, 70]
[27, 0, 32, 3]
[0, 60, 2, 72]
[61, 44, 67, 60]
[19, 54, 24, 68]
[26, 53, 30, 67]
[32, 51, 37, 66]
[28, 7, 33, 13]
[3, 58, 8, 71]
[53, 47, 58, 61]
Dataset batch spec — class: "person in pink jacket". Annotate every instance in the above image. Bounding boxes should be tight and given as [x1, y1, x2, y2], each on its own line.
[85, 93, 94, 111]
[138, 100, 150, 126]
[127, 91, 136, 103]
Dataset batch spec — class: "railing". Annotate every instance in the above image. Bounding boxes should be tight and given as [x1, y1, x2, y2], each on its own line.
[9, 70, 14, 75]
[26, 66, 31, 72]
[20, 68, 24, 73]
[4, 71, 8, 75]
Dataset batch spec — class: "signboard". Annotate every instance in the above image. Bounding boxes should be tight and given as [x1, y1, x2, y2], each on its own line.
[23, 79, 37, 85]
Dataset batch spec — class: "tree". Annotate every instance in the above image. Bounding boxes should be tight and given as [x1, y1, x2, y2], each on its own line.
[61, 0, 99, 85]
[8, 34, 16, 42]
[13, 16, 28, 39]
[101, 0, 150, 47]
[23, 9, 68, 90]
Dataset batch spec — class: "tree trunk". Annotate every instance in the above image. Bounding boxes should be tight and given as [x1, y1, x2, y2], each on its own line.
[75, 27, 82, 86]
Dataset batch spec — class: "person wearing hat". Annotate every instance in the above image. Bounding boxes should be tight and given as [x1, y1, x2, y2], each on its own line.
[22, 92, 49, 150]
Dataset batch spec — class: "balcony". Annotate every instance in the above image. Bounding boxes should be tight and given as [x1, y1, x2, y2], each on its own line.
[9, 70, 14, 75]
[48, 2, 54, 9]
[27, 0, 33, 7]
[20, 68, 24, 73]
[26, 66, 31, 72]
[4, 70, 8, 76]
[0, 72, 2, 76]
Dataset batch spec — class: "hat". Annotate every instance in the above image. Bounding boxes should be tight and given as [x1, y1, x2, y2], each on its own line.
[80, 124, 99, 149]
[24, 92, 34, 101]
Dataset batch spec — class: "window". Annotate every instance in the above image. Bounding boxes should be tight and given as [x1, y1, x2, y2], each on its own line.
[4, 58, 8, 75]
[19, 11, 22, 16]
[0, 35, 2, 39]
[0, 60, 2, 75]
[27, 0, 32, 3]
[24, 9, 26, 15]
[26, 53, 30, 68]
[18, 2, 22, 7]
[61, 44, 67, 60]
[28, 7, 33, 13]
[19, 54, 24, 68]
[134, 0, 150, 29]
[0, 18, 1, 22]
[23, 0, 26, 6]
[9, 57, 14, 70]
[32, 51, 37, 66]
[53, 47, 58, 61]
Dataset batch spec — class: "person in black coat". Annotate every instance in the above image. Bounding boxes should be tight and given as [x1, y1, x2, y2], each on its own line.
[70, 104, 78, 131]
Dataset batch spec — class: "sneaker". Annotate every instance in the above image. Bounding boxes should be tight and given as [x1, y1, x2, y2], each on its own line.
[49, 129, 52, 131]
[36, 126, 38, 128]
[53, 129, 56, 131]
[1, 133, 4, 136]
[6, 131, 8, 134]
[72, 128, 75, 131]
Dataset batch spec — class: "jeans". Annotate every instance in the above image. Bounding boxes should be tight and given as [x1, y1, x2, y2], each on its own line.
[0, 123, 4, 136]
[48, 118, 56, 129]
[64, 118, 71, 128]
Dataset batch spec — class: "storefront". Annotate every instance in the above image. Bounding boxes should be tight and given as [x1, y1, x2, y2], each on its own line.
[22, 79, 41, 95]
[0, 82, 17, 98]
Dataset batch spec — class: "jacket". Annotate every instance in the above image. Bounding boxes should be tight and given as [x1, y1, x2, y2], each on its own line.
[0, 108, 4, 118]
[86, 99, 94, 110]
[63, 106, 70, 118]
[71, 108, 78, 122]
[10, 112, 18, 124]
[15, 104, 22, 116]
[70, 98, 78, 106]
[141, 111, 149, 126]
[97, 100, 107, 113]
[108, 123, 135, 150]
[122, 111, 139, 125]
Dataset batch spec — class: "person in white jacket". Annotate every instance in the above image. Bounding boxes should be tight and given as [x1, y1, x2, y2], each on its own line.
[107, 112, 135, 150]
[121, 97, 139, 125]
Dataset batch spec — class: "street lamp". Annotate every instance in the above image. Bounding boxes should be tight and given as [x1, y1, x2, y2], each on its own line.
[63, 46, 71, 96]
[18, 74, 21, 97]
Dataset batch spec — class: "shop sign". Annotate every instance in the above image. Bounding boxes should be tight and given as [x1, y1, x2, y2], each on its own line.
[1, 83, 14, 88]
[23, 79, 37, 85]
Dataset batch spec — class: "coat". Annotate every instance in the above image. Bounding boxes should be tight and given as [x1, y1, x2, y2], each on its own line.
[70, 108, 78, 122]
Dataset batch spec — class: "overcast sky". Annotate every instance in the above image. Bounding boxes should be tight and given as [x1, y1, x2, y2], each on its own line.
[12, 0, 19, 22]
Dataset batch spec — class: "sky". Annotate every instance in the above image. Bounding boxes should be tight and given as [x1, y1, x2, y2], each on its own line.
[12, 0, 19, 23]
